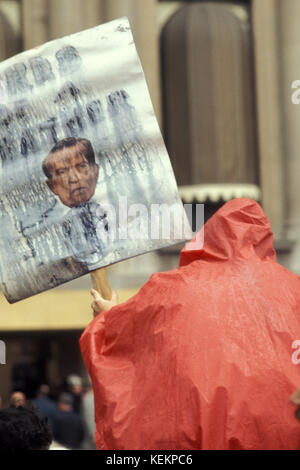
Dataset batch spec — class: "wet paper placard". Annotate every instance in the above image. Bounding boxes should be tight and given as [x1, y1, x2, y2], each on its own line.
[0, 17, 192, 303]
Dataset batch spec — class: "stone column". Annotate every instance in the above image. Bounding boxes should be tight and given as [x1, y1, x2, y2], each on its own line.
[0, 1, 21, 59]
[277, 0, 300, 272]
[22, 0, 49, 50]
[0, 13, 9, 61]
[49, 0, 85, 39]
[84, 0, 105, 29]
[23, 0, 105, 48]
[49, 0, 105, 40]
[104, 0, 161, 121]
[252, 0, 285, 237]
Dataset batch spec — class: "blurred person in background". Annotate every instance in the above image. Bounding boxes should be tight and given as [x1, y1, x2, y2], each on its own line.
[53, 392, 84, 450]
[10, 391, 27, 408]
[290, 388, 300, 421]
[66, 374, 83, 414]
[32, 384, 57, 432]
[82, 381, 97, 450]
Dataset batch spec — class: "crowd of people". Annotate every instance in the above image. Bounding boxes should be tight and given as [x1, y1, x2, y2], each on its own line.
[0, 374, 96, 450]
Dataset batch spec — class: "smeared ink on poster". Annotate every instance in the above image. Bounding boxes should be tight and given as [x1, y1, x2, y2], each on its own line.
[0, 18, 191, 303]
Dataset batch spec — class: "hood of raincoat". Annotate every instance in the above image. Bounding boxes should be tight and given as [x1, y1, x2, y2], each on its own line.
[180, 198, 276, 266]
[80, 198, 300, 450]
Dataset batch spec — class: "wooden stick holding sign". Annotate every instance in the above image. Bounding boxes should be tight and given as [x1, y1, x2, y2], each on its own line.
[90, 268, 118, 317]
[90, 268, 112, 300]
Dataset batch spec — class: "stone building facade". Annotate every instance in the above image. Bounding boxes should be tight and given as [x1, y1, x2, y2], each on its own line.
[0, 0, 299, 403]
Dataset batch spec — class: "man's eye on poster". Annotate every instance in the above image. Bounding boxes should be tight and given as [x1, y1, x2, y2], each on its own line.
[0, 17, 193, 304]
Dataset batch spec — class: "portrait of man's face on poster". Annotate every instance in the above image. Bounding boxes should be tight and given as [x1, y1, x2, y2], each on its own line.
[42, 137, 99, 207]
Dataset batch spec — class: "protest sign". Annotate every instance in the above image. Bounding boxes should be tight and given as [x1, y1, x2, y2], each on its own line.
[0, 17, 192, 303]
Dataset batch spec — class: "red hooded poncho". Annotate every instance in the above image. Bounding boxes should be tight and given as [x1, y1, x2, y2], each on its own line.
[80, 198, 300, 450]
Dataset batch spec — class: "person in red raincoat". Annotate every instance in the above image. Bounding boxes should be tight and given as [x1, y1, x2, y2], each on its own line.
[80, 198, 300, 450]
